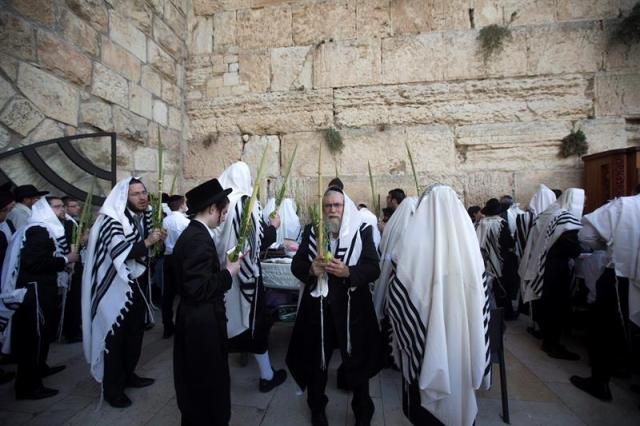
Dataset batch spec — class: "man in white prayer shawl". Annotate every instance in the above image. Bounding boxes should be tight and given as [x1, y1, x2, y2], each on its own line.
[519, 188, 584, 360]
[213, 162, 287, 393]
[357, 205, 381, 248]
[287, 186, 382, 426]
[82, 177, 165, 408]
[387, 184, 491, 426]
[1, 197, 79, 400]
[262, 197, 302, 247]
[571, 193, 640, 402]
[0, 189, 17, 385]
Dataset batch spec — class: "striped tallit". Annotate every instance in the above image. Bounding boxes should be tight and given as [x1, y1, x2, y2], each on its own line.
[475, 216, 506, 279]
[514, 211, 534, 259]
[387, 184, 491, 426]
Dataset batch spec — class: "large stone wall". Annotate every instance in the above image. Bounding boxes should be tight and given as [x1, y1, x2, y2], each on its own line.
[184, 0, 640, 210]
[0, 0, 188, 195]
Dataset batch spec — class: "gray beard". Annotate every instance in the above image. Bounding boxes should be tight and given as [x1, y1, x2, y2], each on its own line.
[326, 217, 341, 235]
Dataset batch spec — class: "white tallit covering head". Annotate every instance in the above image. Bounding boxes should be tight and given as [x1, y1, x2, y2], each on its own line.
[214, 162, 264, 338]
[387, 185, 491, 426]
[262, 197, 301, 245]
[372, 196, 417, 322]
[581, 195, 640, 326]
[528, 184, 556, 216]
[82, 177, 149, 382]
[358, 207, 381, 248]
[1, 197, 69, 353]
[505, 203, 524, 237]
[518, 188, 584, 303]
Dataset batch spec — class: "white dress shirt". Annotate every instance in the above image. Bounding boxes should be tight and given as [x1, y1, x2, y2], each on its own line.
[163, 210, 190, 255]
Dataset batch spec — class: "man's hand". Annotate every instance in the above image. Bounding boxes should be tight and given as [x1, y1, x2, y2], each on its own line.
[310, 255, 326, 277]
[226, 253, 243, 276]
[269, 213, 281, 229]
[66, 251, 80, 264]
[145, 228, 167, 247]
[324, 258, 350, 278]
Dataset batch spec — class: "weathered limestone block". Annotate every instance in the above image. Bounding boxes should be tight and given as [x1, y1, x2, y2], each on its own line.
[129, 84, 153, 119]
[0, 53, 18, 82]
[188, 89, 333, 134]
[113, 105, 149, 143]
[149, 41, 178, 81]
[0, 126, 10, 150]
[472, 0, 503, 27]
[80, 99, 113, 131]
[595, 72, 640, 116]
[65, 0, 109, 32]
[605, 19, 640, 71]
[271, 46, 313, 91]
[390, 0, 436, 34]
[334, 74, 594, 127]
[124, 0, 153, 35]
[8, 0, 54, 27]
[162, 80, 182, 107]
[0, 12, 36, 61]
[223, 72, 239, 86]
[0, 76, 15, 110]
[237, 7, 292, 49]
[0, 97, 43, 136]
[464, 172, 516, 207]
[192, 0, 222, 16]
[101, 38, 142, 82]
[242, 135, 281, 178]
[141, 66, 162, 97]
[526, 21, 606, 75]
[444, 28, 527, 80]
[168, 106, 182, 130]
[159, 126, 182, 151]
[382, 33, 445, 84]
[239, 50, 271, 92]
[556, 0, 619, 22]
[155, 17, 184, 59]
[191, 16, 213, 55]
[356, 0, 392, 38]
[21, 119, 63, 145]
[110, 11, 147, 61]
[92, 63, 129, 108]
[291, 1, 356, 45]
[213, 11, 236, 51]
[313, 38, 381, 88]
[134, 146, 158, 172]
[61, 10, 99, 56]
[514, 169, 583, 207]
[430, 0, 473, 32]
[455, 121, 571, 147]
[18, 63, 79, 126]
[497, 0, 556, 26]
[153, 99, 169, 126]
[579, 117, 630, 155]
[184, 133, 243, 178]
[164, 0, 187, 35]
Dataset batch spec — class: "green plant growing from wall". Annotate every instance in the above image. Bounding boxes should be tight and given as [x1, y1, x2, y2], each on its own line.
[323, 127, 344, 154]
[478, 12, 518, 62]
[559, 129, 588, 158]
[612, 3, 640, 45]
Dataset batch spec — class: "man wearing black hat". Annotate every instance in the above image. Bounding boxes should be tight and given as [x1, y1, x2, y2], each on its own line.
[8, 185, 49, 229]
[161, 194, 189, 338]
[172, 178, 242, 426]
[475, 198, 515, 317]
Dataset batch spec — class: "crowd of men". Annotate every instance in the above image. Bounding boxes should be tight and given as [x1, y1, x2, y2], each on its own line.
[0, 170, 638, 426]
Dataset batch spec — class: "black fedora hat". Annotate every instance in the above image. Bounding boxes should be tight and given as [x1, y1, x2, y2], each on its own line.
[481, 198, 505, 216]
[14, 184, 49, 200]
[185, 178, 232, 216]
[0, 191, 14, 210]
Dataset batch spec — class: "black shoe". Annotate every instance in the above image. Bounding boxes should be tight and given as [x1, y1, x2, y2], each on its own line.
[311, 410, 328, 426]
[527, 327, 543, 339]
[40, 365, 66, 378]
[542, 344, 580, 361]
[162, 325, 174, 339]
[106, 393, 132, 408]
[126, 374, 155, 388]
[144, 322, 155, 331]
[570, 376, 612, 401]
[259, 369, 287, 393]
[16, 386, 59, 400]
[0, 370, 15, 385]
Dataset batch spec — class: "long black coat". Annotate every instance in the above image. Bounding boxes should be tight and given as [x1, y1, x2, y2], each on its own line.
[286, 224, 382, 390]
[172, 220, 233, 426]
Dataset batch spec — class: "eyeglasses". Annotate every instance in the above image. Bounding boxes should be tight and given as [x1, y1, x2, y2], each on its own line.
[323, 203, 344, 210]
[129, 190, 148, 198]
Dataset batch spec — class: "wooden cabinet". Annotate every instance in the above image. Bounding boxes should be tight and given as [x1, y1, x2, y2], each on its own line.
[582, 146, 640, 213]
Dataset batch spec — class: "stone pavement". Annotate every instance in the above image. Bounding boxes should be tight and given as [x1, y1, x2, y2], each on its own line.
[0, 316, 639, 426]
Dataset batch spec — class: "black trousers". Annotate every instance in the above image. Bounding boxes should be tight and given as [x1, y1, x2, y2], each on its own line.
[306, 304, 374, 423]
[103, 282, 146, 400]
[588, 269, 630, 384]
[402, 378, 444, 426]
[63, 267, 83, 340]
[12, 283, 58, 395]
[539, 258, 572, 348]
[162, 255, 176, 328]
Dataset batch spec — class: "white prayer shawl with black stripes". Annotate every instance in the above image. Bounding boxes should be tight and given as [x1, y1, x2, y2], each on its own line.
[215, 162, 264, 339]
[518, 188, 584, 304]
[262, 197, 301, 246]
[528, 184, 556, 216]
[475, 215, 506, 279]
[387, 185, 491, 426]
[515, 211, 535, 260]
[0, 197, 69, 353]
[505, 204, 524, 237]
[81, 177, 151, 383]
[372, 196, 417, 322]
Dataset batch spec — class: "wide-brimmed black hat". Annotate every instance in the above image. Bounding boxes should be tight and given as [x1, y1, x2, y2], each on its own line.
[185, 178, 232, 216]
[14, 184, 49, 200]
[481, 198, 506, 216]
[0, 191, 14, 209]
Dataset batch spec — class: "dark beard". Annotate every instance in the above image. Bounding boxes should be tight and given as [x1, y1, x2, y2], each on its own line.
[127, 202, 144, 214]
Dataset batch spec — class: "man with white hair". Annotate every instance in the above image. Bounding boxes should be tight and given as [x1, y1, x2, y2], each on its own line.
[287, 186, 381, 426]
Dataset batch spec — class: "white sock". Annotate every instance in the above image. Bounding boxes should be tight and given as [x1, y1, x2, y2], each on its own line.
[254, 351, 274, 380]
